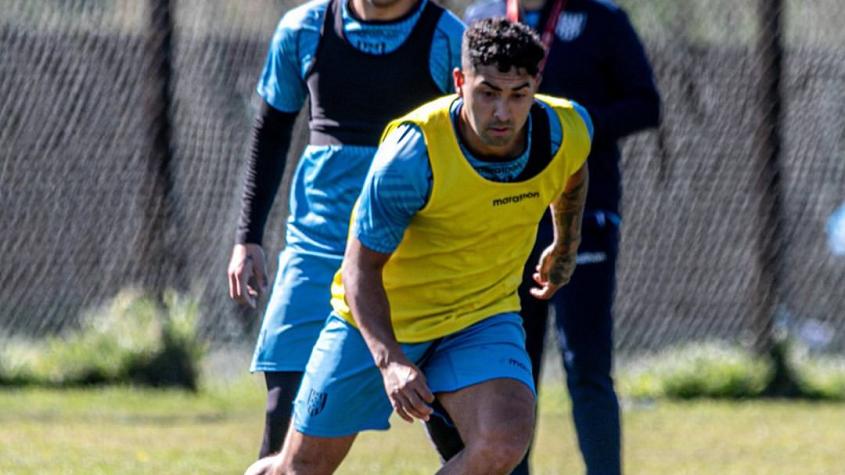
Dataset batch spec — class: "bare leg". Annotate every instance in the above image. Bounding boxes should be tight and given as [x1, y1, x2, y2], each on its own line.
[434, 379, 535, 475]
[245, 429, 356, 475]
[425, 219, 552, 474]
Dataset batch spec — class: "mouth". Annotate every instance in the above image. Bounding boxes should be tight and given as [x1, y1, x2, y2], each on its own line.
[488, 126, 511, 136]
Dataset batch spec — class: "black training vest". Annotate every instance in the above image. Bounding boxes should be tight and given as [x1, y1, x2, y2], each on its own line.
[534, 0, 624, 212]
[306, 0, 445, 146]
[515, 102, 552, 181]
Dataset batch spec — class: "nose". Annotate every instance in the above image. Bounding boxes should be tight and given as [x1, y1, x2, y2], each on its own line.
[493, 99, 510, 123]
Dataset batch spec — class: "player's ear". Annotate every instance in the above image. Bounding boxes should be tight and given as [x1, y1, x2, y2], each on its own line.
[453, 67, 465, 96]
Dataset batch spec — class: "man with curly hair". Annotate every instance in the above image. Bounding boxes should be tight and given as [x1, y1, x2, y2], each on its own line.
[246, 17, 592, 475]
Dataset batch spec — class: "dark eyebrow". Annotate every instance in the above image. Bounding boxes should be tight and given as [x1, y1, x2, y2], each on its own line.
[479, 80, 503, 91]
[479, 80, 531, 92]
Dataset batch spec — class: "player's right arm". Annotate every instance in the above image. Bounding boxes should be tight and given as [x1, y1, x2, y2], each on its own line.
[228, 101, 297, 308]
[343, 124, 434, 423]
[228, 5, 315, 307]
[343, 238, 434, 423]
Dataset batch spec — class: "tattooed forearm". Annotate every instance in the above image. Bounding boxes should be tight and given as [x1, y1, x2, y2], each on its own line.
[552, 165, 589, 250]
[548, 165, 588, 285]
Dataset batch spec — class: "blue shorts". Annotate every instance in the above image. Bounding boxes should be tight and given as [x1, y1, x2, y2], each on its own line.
[292, 312, 535, 437]
[250, 249, 342, 372]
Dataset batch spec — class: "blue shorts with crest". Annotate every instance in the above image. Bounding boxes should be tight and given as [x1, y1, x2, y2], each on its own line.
[292, 312, 535, 437]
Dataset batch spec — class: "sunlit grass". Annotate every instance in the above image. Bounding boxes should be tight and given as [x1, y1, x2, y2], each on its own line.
[1, 378, 844, 474]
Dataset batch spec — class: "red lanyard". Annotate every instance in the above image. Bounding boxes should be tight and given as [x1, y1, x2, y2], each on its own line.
[505, 0, 567, 73]
[506, 0, 521, 23]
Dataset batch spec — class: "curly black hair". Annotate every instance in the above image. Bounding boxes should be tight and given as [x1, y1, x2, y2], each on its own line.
[462, 17, 546, 76]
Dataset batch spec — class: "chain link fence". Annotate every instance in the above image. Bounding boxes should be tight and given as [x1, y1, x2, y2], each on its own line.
[1, 0, 843, 355]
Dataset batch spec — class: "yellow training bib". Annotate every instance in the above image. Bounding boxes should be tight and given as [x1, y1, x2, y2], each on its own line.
[332, 94, 590, 342]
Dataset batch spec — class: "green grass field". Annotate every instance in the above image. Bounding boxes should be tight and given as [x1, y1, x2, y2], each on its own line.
[1, 378, 844, 475]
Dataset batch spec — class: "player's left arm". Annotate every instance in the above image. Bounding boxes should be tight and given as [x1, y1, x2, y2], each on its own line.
[530, 163, 589, 300]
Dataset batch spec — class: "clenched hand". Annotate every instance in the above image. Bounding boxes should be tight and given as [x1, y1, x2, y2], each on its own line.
[380, 357, 434, 422]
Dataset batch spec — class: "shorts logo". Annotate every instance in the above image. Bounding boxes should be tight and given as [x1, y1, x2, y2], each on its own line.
[508, 358, 530, 373]
[307, 389, 328, 416]
[492, 191, 540, 207]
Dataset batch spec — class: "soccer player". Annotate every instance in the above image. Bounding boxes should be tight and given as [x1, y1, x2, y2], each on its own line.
[226, 0, 464, 459]
[245, 18, 592, 475]
[435, 1, 662, 474]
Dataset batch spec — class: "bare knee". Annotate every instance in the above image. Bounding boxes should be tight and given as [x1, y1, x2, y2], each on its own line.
[436, 379, 537, 474]
[245, 453, 335, 475]
[244, 455, 281, 475]
[262, 430, 354, 475]
[465, 420, 534, 473]
[282, 453, 337, 475]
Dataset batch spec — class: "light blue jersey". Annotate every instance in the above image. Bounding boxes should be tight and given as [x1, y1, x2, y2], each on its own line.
[258, 0, 465, 256]
[829, 203, 845, 256]
[252, 0, 465, 372]
[354, 97, 592, 253]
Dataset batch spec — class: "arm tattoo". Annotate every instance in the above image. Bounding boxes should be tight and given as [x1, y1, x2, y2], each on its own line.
[548, 166, 589, 285]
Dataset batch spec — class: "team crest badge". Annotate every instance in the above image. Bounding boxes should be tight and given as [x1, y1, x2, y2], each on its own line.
[555, 13, 587, 41]
[307, 389, 328, 416]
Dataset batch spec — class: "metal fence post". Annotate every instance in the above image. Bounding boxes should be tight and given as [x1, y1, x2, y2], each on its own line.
[140, 0, 184, 296]
[754, 0, 800, 395]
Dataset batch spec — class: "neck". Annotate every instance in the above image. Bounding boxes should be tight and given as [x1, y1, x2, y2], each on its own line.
[348, 0, 419, 21]
[458, 107, 527, 161]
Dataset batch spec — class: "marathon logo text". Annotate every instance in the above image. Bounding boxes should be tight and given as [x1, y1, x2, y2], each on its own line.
[492, 191, 540, 207]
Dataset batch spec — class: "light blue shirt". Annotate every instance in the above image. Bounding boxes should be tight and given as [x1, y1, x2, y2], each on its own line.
[258, 0, 463, 112]
[828, 204, 845, 256]
[257, 0, 465, 256]
[355, 97, 593, 253]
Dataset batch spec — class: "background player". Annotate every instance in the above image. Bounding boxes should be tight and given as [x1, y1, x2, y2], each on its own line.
[431, 1, 662, 474]
[226, 0, 464, 459]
